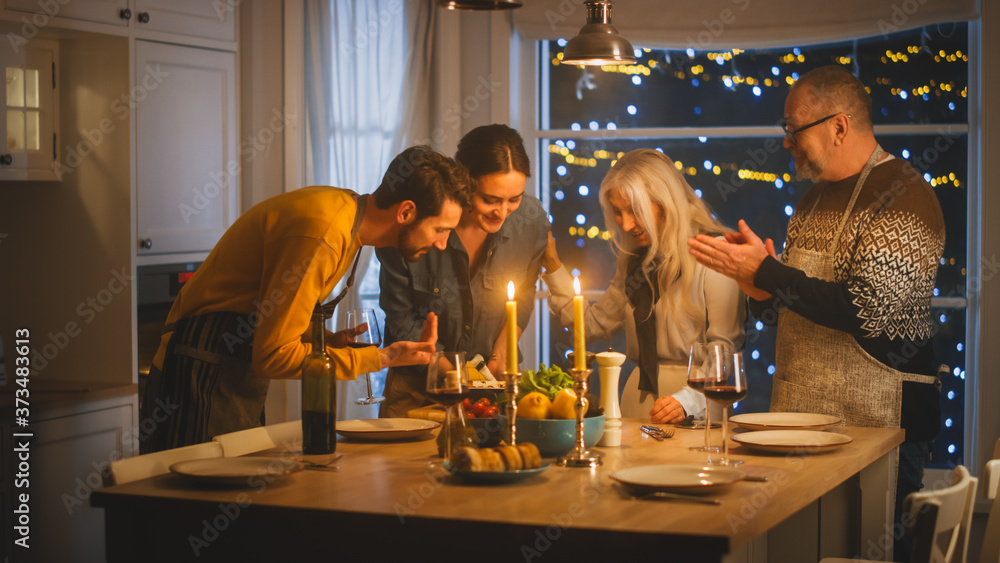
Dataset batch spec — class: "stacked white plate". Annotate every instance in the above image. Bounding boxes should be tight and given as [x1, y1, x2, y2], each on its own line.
[729, 412, 842, 432]
[729, 413, 851, 454]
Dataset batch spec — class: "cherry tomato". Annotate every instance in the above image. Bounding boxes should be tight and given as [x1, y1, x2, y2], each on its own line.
[465, 411, 476, 419]
[461, 397, 473, 410]
[482, 405, 499, 418]
[471, 398, 490, 417]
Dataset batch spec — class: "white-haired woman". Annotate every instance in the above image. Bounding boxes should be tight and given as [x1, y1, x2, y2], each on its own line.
[543, 148, 746, 423]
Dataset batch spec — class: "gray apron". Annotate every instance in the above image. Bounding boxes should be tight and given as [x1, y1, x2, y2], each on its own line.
[771, 146, 935, 428]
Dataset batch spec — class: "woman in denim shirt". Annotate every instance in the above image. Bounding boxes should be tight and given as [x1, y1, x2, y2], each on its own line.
[377, 125, 551, 418]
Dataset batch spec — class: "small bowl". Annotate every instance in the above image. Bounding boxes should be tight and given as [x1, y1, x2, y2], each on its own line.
[467, 416, 504, 447]
[502, 414, 605, 457]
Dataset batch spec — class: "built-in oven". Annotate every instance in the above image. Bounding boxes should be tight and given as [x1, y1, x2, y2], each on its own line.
[136, 262, 200, 402]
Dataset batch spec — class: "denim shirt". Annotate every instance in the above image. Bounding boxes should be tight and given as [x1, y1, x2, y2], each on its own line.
[377, 195, 550, 373]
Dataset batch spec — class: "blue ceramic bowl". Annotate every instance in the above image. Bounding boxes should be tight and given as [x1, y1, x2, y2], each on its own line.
[467, 416, 504, 448]
[501, 414, 606, 457]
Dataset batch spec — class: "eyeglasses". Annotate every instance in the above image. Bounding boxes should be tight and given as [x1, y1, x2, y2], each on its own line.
[779, 113, 850, 144]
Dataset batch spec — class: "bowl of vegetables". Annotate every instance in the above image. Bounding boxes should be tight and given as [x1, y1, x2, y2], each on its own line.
[499, 364, 605, 457]
[464, 397, 503, 448]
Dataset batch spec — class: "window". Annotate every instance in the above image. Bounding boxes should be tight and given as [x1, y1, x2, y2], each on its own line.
[536, 24, 969, 468]
[1, 38, 58, 181]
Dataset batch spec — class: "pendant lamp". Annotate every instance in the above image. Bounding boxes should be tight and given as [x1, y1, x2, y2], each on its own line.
[561, 1, 636, 66]
[438, 0, 522, 10]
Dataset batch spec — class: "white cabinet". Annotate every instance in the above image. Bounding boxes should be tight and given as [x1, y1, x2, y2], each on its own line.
[135, 40, 237, 257]
[3, 0, 235, 42]
[134, 0, 236, 42]
[1, 396, 134, 563]
[3, 0, 128, 28]
[0, 38, 58, 181]
[28, 404, 132, 563]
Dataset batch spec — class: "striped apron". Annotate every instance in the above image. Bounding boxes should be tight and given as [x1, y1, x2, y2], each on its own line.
[140, 312, 260, 453]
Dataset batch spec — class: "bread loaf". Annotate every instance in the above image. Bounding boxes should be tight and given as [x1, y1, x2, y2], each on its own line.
[495, 445, 523, 470]
[449, 442, 542, 472]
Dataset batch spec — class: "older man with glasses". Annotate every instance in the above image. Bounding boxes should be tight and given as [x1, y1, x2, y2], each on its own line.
[688, 65, 945, 562]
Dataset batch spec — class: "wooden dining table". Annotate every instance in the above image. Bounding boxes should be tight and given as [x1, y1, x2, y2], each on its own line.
[91, 418, 903, 562]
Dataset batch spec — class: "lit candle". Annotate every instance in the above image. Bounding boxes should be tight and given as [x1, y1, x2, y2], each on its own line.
[506, 281, 518, 374]
[573, 277, 586, 371]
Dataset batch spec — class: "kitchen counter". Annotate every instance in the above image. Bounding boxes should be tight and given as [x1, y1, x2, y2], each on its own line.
[92, 419, 903, 562]
[0, 380, 136, 419]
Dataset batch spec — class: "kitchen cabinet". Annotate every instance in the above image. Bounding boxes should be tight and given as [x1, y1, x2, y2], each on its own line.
[133, 0, 236, 43]
[1, 391, 135, 563]
[0, 38, 58, 181]
[134, 40, 237, 258]
[3, 0, 235, 42]
[4, 0, 128, 28]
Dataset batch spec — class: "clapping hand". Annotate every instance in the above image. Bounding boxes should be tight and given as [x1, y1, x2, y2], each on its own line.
[688, 220, 775, 301]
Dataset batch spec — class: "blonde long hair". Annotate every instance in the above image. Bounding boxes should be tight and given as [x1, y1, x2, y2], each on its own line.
[599, 149, 733, 319]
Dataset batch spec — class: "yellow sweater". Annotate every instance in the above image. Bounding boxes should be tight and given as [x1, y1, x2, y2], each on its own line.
[152, 187, 380, 379]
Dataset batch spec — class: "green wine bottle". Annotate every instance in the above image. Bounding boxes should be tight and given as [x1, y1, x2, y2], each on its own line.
[302, 304, 336, 455]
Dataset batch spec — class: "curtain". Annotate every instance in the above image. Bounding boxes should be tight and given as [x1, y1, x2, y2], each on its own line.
[513, 0, 978, 50]
[304, 0, 436, 420]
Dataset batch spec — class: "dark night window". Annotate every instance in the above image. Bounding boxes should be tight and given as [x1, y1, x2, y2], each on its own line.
[538, 23, 968, 469]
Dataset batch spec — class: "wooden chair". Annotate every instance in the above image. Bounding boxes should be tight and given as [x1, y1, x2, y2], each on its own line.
[821, 464, 978, 563]
[978, 439, 1000, 563]
[109, 441, 224, 485]
[212, 420, 302, 457]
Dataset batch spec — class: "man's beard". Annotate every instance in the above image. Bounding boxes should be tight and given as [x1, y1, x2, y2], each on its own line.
[398, 221, 429, 262]
[793, 152, 828, 183]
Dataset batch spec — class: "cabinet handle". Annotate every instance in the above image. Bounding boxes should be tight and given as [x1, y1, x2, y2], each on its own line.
[138, 12, 150, 23]
[139, 238, 153, 250]
[119, 8, 132, 20]
[0, 154, 11, 165]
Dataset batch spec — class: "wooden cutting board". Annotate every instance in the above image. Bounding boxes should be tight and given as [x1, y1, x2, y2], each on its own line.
[406, 405, 447, 422]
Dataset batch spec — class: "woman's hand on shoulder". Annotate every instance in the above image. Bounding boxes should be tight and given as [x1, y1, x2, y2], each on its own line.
[542, 232, 563, 273]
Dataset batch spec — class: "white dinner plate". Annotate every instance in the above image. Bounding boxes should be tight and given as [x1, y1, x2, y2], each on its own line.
[170, 457, 303, 486]
[731, 430, 853, 454]
[610, 464, 747, 494]
[729, 412, 842, 432]
[335, 418, 440, 441]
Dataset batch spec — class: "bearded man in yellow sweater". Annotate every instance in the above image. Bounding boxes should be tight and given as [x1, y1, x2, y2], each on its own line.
[141, 146, 473, 453]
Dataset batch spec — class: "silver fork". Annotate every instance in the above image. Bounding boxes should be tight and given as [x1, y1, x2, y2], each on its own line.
[640, 425, 675, 440]
[298, 453, 342, 471]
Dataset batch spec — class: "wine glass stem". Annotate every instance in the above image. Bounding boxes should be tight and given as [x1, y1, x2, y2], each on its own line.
[364, 372, 374, 399]
[444, 407, 453, 457]
[704, 398, 712, 462]
[721, 405, 729, 463]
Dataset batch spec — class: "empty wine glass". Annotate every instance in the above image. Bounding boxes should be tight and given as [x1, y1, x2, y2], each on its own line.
[426, 351, 469, 457]
[687, 342, 725, 459]
[703, 350, 747, 466]
[346, 308, 384, 405]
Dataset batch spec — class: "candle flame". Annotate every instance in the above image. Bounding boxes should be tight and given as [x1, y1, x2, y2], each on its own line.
[573, 277, 581, 295]
[507, 280, 515, 300]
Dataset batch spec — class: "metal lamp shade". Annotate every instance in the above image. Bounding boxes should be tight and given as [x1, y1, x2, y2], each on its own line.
[561, 1, 636, 66]
[438, 0, 523, 10]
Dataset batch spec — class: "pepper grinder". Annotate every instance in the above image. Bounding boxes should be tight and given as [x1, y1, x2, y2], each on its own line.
[595, 350, 626, 447]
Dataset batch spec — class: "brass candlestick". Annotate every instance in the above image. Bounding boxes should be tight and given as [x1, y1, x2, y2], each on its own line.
[503, 370, 520, 445]
[556, 366, 603, 467]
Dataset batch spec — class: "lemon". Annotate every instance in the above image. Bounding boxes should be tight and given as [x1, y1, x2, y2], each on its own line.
[551, 388, 586, 419]
[517, 392, 552, 419]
